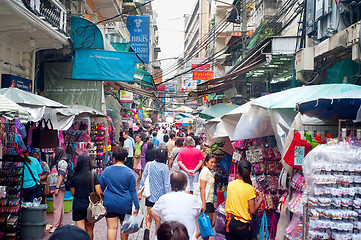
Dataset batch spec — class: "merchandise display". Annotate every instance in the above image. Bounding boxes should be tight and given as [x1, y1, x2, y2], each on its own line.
[90, 119, 107, 175]
[303, 143, 361, 240]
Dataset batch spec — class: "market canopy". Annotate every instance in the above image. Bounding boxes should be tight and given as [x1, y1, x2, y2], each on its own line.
[233, 84, 361, 153]
[296, 89, 361, 120]
[175, 118, 193, 126]
[175, 106, 194, 113]
[0, 88, 67, 122]
[199, 103, 239, 120]
[0, 94, 29, 123]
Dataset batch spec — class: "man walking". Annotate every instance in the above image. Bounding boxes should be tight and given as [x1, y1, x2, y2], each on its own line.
[123, 131, 135, 169]
[166, 132, 176, 158]
[177, 136, 203, 194]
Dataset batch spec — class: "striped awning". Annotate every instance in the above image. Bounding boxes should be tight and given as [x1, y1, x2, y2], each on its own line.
[0, 94, 29, 123]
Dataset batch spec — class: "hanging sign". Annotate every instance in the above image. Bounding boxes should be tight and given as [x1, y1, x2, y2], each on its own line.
[127, 16, 150, 63]
[193, 71, 213, 80]
[119, 90, 133, 103]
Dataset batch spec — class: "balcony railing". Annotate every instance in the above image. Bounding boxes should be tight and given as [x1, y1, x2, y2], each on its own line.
[21, 0, 67, 34]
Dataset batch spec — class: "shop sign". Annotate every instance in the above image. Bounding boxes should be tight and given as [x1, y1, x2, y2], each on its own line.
[157, 84, 165, 91]
[1, 74, 32, 92]
[154, 70, 162, 84]
[119, 90, 133, 103]
[191, 64, 210, 71]
[127, 16, 150, 63]
[193, 71, 213, 80]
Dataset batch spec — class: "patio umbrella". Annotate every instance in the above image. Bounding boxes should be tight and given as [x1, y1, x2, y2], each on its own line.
[175, 106, 194, 113]
[144, 118, 152, 122]
[296, 89, 361, 120]
[0, 94, 29, 123]
[175, 118, 193, 126]
[175, 115, 183, 120]
[199, 103, 239, 120]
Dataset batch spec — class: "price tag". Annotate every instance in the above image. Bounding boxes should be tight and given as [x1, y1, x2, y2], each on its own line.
[294, 146, 305, 166]
[232, 152, 241, 161]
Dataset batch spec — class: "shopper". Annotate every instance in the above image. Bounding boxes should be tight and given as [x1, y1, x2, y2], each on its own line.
[123, 131, 135, 169]
[49, 225, 91, 240]
[140, 148, 170, 231]
[23, 148, 43, 202]
[32, 148, 50, 182]
[177, 136, 203, 193]
[166, 132, 176, 158]
[48, 147, 69, 233]
[145, 141, 156, 163]
[225, 160, 264, 240]
[168, 138, 184, 172]
[134, 135, 143, 180]
[197, 154, 216, 240]
[160, 135, 169, 149]
[69, 155, 102, 240]
[140, 136, 151, 180]
[152, 132, 160, 149]
[100, 148, 140, 240]
[157, 221, 189, 240]
[149, 171, 201, 240]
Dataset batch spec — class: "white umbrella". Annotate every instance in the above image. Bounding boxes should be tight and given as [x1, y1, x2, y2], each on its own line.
[175, 106, 194, 113]
[0, 94, 29, 123]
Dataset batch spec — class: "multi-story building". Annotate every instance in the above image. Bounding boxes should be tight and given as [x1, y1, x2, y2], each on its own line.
[0, 0, 68, 91]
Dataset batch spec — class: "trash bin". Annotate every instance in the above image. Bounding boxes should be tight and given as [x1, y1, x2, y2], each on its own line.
[21, 204, 47, 224]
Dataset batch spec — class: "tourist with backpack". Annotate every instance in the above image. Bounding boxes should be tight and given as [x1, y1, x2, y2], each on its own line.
[47, 147, 71, 233]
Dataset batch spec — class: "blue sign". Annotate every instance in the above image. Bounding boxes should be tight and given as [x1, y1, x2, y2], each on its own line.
[1, 74, 32, 92]
[127, 16, 150, 64]
[71, 49, 136, 82]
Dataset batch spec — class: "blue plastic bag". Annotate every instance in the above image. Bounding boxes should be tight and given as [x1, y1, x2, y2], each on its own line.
[198, 212, 215, 238]
[219, 154, 232, 172]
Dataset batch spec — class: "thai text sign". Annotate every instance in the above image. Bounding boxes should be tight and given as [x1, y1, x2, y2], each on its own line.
[191, 64, 210, 71]
[119, 90, 133, 103]
[193, 71, 213, 80]
[127, 16, 150, 63]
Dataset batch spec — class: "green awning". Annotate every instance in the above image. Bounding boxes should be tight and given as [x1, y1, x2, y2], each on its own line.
[111, 42, 132, 52]
[134, 68, 156, 90]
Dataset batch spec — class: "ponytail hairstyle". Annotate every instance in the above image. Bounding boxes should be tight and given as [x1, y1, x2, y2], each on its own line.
[204, 154, 216, 164]
[157, 221, 189, 240]
[237, 160, 252, 185]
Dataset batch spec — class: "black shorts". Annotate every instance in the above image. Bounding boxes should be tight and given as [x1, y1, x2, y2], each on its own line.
[106, 211, 132, 221]
[205, 202, 215, 213]
[73, 208, 87, 222]
[145, 198, 155, 207]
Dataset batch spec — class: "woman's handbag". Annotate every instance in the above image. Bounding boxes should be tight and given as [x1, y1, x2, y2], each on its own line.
[86, 172, 107, 224]
[41, 181, 50, 197]
[142, 162, 152, 198]
[24, 162, 44, 199]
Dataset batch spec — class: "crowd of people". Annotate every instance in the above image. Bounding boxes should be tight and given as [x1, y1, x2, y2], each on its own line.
[22, 124, 263, 240]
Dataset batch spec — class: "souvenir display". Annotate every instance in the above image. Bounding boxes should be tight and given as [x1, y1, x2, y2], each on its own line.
[303, 143, 361, 239]
[90, 121, 107, 175]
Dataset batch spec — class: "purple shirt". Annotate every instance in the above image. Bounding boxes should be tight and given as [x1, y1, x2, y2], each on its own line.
[141, 142, 148, 168]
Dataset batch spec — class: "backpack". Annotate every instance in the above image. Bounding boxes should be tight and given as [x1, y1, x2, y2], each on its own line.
[61, 159, 74, 191]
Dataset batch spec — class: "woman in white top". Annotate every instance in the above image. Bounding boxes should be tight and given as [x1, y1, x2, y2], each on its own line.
[168, 138, 184, 172]
[199, 154, 216, 234]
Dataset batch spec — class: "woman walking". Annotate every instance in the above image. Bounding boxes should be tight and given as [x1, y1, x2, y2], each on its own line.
[225, 160, 263, 240]
[69, 155, 102, 239]
[168, 138, 184, 172]
[47, 147, 69, 233]
[145, 142, 156, 163]
[23, 148, 43, 202]
[140, 148, 170, 231]
[140, 136, 151, 179]
[134, 135, 143, 181]
[100, 148, 140, 240]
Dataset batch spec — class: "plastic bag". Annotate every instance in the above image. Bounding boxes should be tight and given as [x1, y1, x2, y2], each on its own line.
[198, 212, 215, 238]
[215, 202, 226, 233]
[215, 233, 226, 240]
[121, 213, 144, 234]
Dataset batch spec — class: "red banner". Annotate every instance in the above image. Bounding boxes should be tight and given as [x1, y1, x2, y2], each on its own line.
[193, 71, 213, 80]
[191, 64, 210, 72]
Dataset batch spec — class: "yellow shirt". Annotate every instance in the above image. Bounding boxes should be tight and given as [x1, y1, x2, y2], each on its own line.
[225, 179, 256, 223]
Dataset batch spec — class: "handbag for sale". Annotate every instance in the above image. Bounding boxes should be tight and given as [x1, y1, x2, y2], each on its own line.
[259, 211, 270, 240]
[228, 161, 238, 182]
[38, 120, 59, 148]
[87, 172, 107, 224]
[283, 132, 312, 170]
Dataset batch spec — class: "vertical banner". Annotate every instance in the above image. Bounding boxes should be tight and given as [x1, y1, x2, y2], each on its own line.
[127, 16, 150, 64]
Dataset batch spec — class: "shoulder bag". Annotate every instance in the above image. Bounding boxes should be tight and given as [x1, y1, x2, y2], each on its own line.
[142, 161, 152, 198]
[24, 162, 44, 199]
[86, 172, 107, 224]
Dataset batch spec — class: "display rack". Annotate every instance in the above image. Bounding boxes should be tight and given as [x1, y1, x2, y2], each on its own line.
[0, 155, 24, 240]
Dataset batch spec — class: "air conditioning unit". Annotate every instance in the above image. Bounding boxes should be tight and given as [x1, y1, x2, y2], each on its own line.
[295, 48, 315, 73]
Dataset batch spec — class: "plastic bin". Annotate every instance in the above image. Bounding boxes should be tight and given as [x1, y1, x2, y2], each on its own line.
[21, 204, 47, 224]
[20, 220, 47, 239]
[46, 197, 73, 213]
